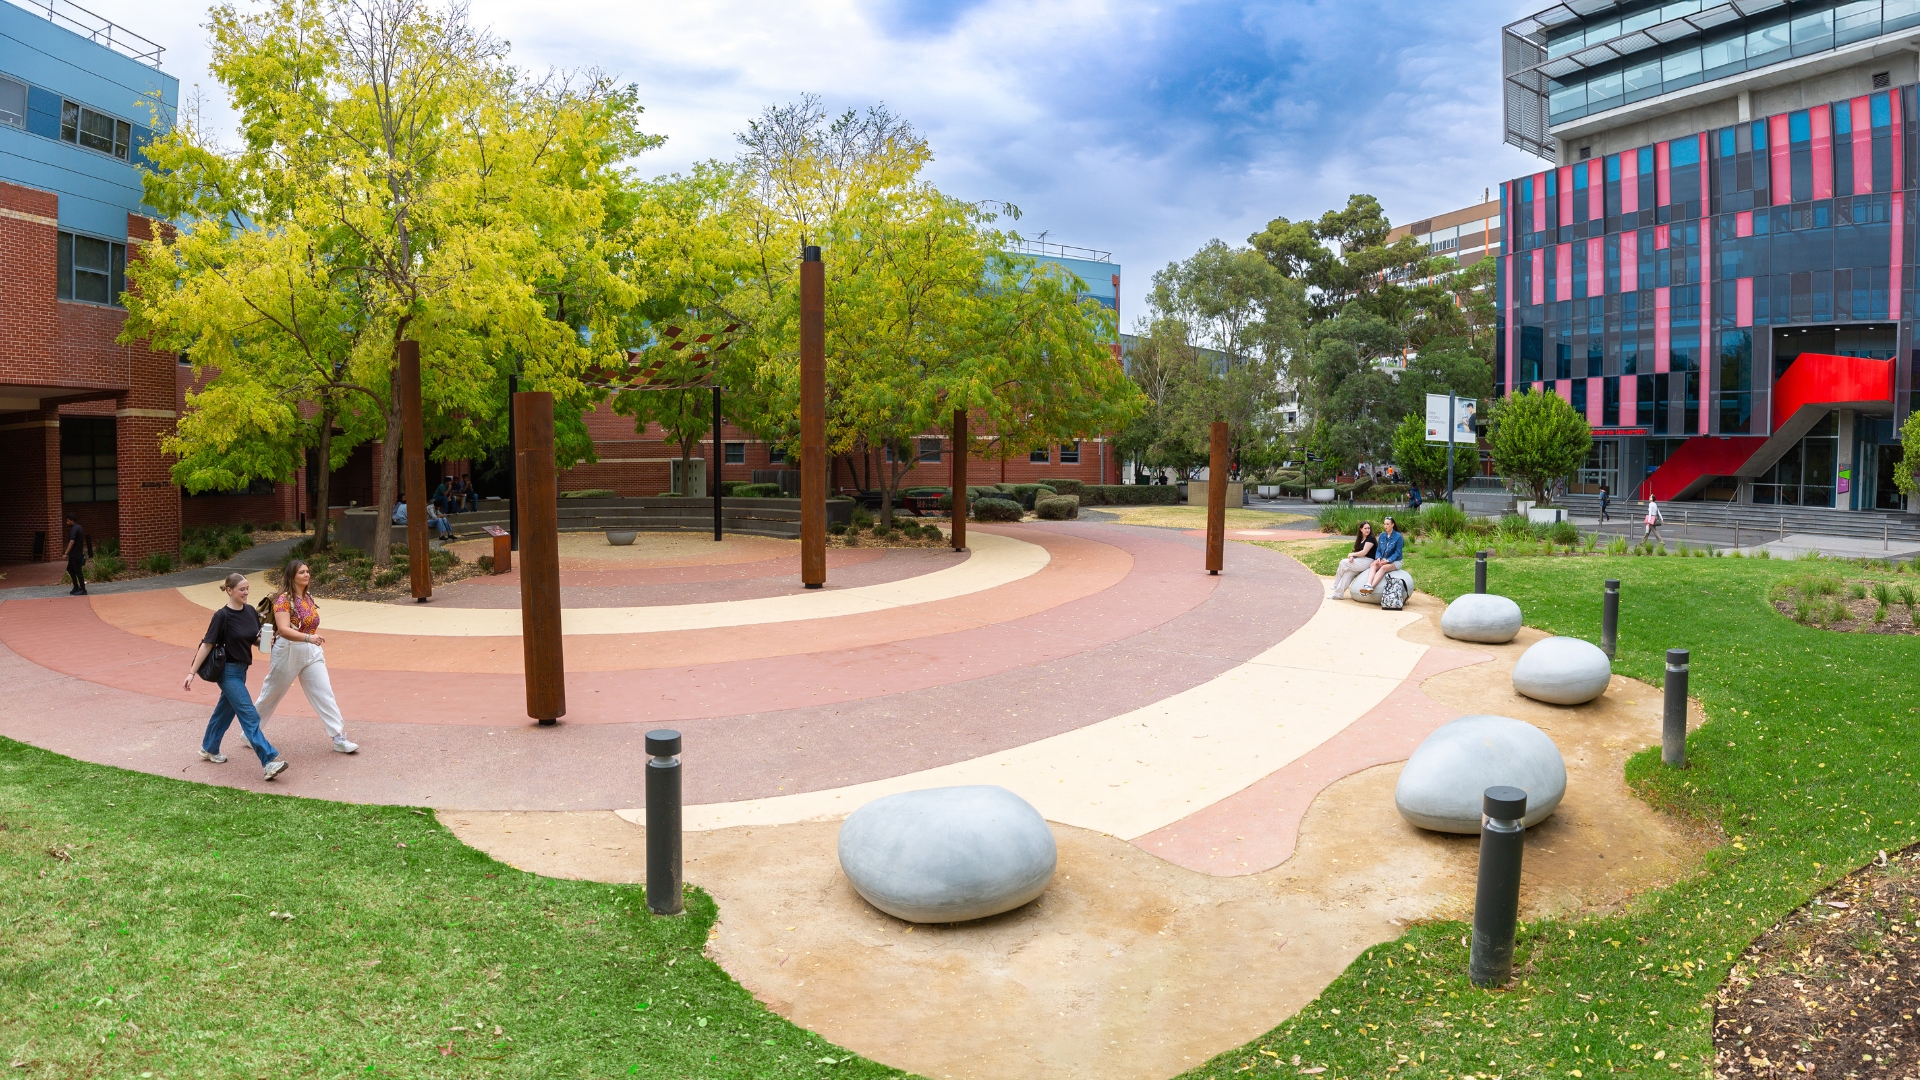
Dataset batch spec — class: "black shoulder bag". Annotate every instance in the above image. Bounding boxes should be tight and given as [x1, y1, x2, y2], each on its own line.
[197, 610, 230, 683]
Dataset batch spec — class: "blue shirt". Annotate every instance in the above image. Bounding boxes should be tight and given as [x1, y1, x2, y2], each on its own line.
[1377, 529, 1404, 562]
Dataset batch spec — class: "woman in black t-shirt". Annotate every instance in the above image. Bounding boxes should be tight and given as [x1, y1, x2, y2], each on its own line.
[183, 573, 287, 780]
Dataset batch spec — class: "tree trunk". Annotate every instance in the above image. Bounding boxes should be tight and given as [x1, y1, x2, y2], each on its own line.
[314, 403, 334, 550]
[372, 368, 402, 566]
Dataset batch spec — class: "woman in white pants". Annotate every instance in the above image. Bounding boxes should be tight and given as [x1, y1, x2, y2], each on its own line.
[254, 559, 357, 754]
[1329, 521, 1377, 600]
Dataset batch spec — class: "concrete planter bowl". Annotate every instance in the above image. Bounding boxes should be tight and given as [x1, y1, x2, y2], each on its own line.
[1309, 488, 1337, 503]
[605, 529, 637, 546]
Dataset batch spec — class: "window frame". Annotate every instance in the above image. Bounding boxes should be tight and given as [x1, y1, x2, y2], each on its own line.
[723, 441, 745, 465]
[60, 418, 117, 504]
[55, 230, 127, 307]
[1029, 447, 1050, 464]
[0, 75, 24, 129]
[917, 438, 943, 463]
[59, 98, 131, 159]
[1059, 441, 1081, 464]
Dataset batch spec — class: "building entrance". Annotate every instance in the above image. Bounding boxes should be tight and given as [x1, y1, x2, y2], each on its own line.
[1752, 414, 1839, 508]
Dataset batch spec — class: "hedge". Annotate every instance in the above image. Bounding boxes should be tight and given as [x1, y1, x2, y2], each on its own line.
[1076, 484, 1179, 506]
[972, 497, 1023, 522]
[1035, 494, 1080, 520]
[1037, 478, 1087, 496]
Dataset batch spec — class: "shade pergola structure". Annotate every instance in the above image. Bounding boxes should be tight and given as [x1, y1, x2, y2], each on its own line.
[586, 324, 745, 541]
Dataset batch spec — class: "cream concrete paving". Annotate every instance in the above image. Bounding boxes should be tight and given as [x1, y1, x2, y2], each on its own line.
[619, 594, 1430, 840]
[176, 530, 1048, 637]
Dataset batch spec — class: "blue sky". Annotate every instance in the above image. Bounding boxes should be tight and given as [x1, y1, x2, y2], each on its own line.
[86, 0, 1548, 320]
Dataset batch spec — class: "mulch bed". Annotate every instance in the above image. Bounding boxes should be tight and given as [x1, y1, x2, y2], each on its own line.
[1771, 587, 1920, 636]
[278, 559, 489, 604]
[832, 528, 953, 549]
[1713, 842, 1920, 1078]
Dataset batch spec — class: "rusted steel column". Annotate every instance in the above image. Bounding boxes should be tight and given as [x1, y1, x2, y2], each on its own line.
[399, 339, 431, 600]
[800, 245, 826, 589]
[514, 390, 566, 725]
[951, 407, 968, 552]
[1206, 420, 1227, 575]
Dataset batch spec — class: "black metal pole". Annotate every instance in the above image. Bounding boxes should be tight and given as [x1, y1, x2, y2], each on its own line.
[1469, 786, 1528, 987]
[645, 729, 683, 915]
[1446, 392, 1457, 503]
[1663, 648, 1689, 768]
[507, 372, 520, 553]
[1602, 579, 1620, 659]
[1474, 550, 1488, 594]
[712, 385, 723, 542]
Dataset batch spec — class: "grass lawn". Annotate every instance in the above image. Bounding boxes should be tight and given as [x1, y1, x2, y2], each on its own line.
[0, 742, 907, 1079]
[1183, 546, 1920, 1079]
[1099, 505, 1309, 530]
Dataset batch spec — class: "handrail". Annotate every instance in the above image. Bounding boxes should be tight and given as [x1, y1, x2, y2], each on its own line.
[21, 0, 165, 66]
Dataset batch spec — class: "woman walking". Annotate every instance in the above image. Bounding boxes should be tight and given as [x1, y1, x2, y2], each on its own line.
[184, 573, 287, 780]
[254, 559, 357, 754]
[1330, 521, 1377, 600]
[1643, 496, 1665, 545]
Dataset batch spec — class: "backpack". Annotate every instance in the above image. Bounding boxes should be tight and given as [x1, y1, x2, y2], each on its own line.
[1379, 574, 1409, 611]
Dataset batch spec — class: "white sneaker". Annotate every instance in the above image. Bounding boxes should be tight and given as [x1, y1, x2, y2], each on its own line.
[200, 750, 227, 764]
[333, 738, 358, 754]
[263, 759, 288, 781]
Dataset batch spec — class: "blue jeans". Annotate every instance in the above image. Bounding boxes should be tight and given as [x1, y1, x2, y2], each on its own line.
[202, 662, 278, 766]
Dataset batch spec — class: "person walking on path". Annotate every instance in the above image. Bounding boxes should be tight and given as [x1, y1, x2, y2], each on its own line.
[1598, 485, 1611, 524]
[1643, 497, 1665, 545]
[60, 514, 89, 596]
[1360, 516, 1406, 594]
[184, 573, 287, 780]
[254, 559, 357, 754]
[1330, 521, 1377, 600]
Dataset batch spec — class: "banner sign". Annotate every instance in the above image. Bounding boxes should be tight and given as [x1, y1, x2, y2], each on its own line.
[1425, 394, 1477, 443]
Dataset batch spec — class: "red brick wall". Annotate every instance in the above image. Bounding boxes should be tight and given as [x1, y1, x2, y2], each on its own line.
[181, 492, 297, 530]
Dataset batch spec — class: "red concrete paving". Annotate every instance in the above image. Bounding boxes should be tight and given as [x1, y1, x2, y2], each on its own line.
[1130, 645, 1492, 874]
[0, 562, 72, 590]
[456, 545, 887, 590]
[424, 547, 949, 608]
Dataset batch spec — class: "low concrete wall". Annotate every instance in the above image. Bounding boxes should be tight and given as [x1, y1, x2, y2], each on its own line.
[334, 498, 854, 552]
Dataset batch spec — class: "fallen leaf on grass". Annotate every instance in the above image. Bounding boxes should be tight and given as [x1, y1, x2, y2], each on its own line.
[45, 846, 70, 862]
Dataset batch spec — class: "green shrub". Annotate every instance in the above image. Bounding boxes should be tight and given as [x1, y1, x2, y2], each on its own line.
[1080, 484, 1179, 506]
[1315, 506, 1370, 535]
[1898, 584, 1916, 609]
[734, 483, 784, 498]
[972, 497, 1023, 522]
[373, 568, 403, 588]
[1037, 478, 1087, 496]
[140, 551, 175, 575]
[829, 523, 848, 536]
[180, 543, 210, 567]
[1548, 519, 1580, 546]
[560, 489, 615, 499]
[1419, 502, 1468, 538]
[1003, 484, 1058, 510]
[240, 522, 257, 533]
[1035, 494, 1080, 520]
[1496, 515, 1541, 540]
[871, 524, 892, 539]
[87, 540, 125, 582]
[851, 509, 874, 530]
[476, 554, 494, 573]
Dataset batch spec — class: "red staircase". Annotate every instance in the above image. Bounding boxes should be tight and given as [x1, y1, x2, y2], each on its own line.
[1639, 353, 1894, 501]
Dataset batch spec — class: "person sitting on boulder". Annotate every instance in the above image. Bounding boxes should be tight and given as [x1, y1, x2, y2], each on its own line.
[1329, 521, 1377, 600]
[1359, 516, 1404, 595]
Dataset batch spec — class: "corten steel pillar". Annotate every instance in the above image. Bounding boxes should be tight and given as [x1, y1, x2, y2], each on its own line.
[800, 245, 826, 588]
[1205, 421, 1228, 575]
[398, 340, 431, 601]
[514, 391, 566, 725]
[951, 407, 968, 552]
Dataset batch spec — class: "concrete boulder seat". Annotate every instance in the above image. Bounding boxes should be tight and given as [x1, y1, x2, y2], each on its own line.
[1440, 593, 1523, 643]
[1511, 636, 1612, 705]
[1350, 568, 1414, 606]
[1393, 714, 1567, 833]
[837, 786, 1056, 924]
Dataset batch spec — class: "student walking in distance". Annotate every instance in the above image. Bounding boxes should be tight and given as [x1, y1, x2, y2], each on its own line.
[184, 573, 287, 780]
[1643, 497, 1665, 545]
[1329, 521, 1377, 600]
[1598, 485, 1611, 524]
[254, 559, 357, 754]
[60, 513, 88, 596]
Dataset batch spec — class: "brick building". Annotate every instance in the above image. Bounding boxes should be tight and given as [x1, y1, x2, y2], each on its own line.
[0, 0, 301, 565]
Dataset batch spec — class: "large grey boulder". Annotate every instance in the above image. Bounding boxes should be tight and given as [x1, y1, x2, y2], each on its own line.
[1394, 715, 1566, 833]
[838, 786, 1056, 923]
[1511, 636, 1612, 705]
[1441, 593, 1523, 643]
[1350, 568, 1414, 606]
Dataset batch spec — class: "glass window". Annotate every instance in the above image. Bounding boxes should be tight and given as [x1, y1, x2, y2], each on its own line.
[1624, 59, 1663, 105]
[1587, 69, 1624, 112]
[1702, 32, 1745, 78]
[55, 231, 127, 306]
[1029, 447, 1050, 464]
[1060, 442, 1081, 464]
[1623, 7, 1661, 33]
[60, 418, 117, 504]
[1549, 79, 1587, 123]
[918, 438, 943, 463]
[57, 100, 131, 159]
[1890, 0, 1920, 32]
[1789, 6, 1834, 56]
[0, 77, 24, 129]
[723, 441, 744, 464]
[1834, 0, 1882, 45]
[768, 446, 786, 463]
[1662, 47, 1702, 91]
[1746, 20, 1790, 65]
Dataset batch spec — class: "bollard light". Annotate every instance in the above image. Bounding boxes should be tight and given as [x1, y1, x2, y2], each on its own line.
[1474, 551, 1489, 595]
[646, 729, 684, 915]
[1663, 649, 1689, 769]
[1469, 786, 1528, 987]
[1601, 579, 1620, 659]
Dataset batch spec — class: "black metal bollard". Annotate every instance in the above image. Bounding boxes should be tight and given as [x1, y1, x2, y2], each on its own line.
[1601, 579, 1620, 659]
[1474, 550, 1489, 594]
[1663, 649, 1689, 768]
[1469, 786, 1528, 987]
[645, 729, 683, 915]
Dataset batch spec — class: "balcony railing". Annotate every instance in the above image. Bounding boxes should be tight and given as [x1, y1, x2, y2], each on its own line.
[19, 0, 164, 65]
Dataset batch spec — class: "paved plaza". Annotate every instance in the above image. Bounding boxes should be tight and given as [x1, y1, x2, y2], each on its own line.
[0, 521, 1703, 1079]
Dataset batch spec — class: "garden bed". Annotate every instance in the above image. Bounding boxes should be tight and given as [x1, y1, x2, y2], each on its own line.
[830, 516, 951, 548]
[1713, 841, 1920, 1078]
[1770, 570, 1920, 633]
[278, 540, 486, 602]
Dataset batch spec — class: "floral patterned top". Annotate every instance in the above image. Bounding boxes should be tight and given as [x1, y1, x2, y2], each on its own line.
[273, 592, 320, 636]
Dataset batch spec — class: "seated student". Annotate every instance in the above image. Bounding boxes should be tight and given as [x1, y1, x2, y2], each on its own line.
[1359, 516, 1405, 594]
[452, 476, 473, 513]
[431, 478, 451, 514]
[1329, 521, 1377, 600]
[426, 502, 453, 539]
[392, 499, 408, 526]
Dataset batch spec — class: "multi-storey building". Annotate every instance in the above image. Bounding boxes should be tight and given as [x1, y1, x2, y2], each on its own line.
[1387, 195, 1506, 271]
[1499, 0, 1917, 510]
[0, 0, 305, 566]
